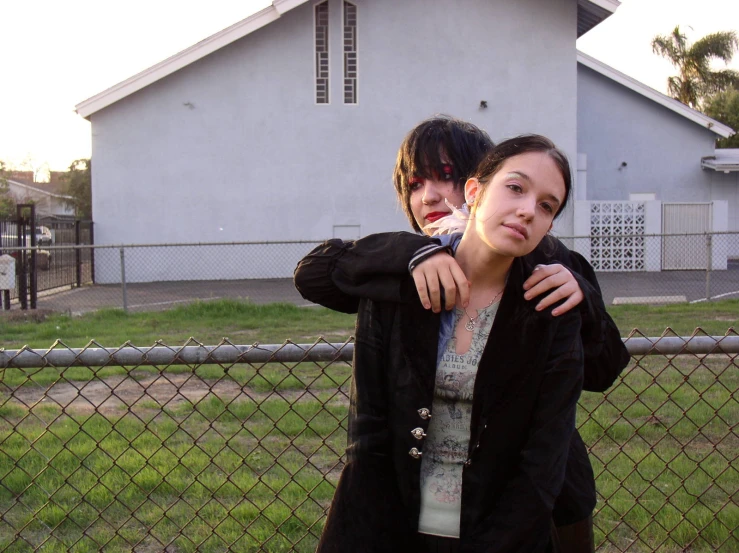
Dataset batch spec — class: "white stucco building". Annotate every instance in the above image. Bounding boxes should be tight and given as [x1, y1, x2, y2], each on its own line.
[76, 0, 736, 281]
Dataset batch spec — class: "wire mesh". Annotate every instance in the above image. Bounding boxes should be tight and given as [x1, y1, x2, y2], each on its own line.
[0, 331, 736, 552]
[0, 232, 737, 313]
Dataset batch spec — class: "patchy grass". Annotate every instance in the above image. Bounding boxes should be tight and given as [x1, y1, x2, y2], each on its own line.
[0, 298, 737, 551]
[0, 355, 736, 552]
[0, 299, 357, 350]
[607, 299, 738, 337]
[1, 298, 737, 353]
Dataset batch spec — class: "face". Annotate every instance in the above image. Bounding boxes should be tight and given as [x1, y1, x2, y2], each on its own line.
[408, 162, 466, 235]
[465, 152, 565, 258]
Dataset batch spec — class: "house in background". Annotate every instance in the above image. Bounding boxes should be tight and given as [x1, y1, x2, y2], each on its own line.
[574, 51, 736, 272]
[75, 0, 736, 282]
[76, 0, 619, 282]
[5, 179, 75, 219]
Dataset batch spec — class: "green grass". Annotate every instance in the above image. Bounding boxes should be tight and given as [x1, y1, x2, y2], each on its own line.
[0, 299, 357, 350]
[0, 298, 737, 551]
[607, 298, 739, 336]
[579, 355, 739, 552]
[1, 298, 737, 352]
[0, 357, 736, 551]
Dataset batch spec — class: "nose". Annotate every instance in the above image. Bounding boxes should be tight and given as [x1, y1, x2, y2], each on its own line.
[421, 180, 443, 205]
[517, 197, 536, 220]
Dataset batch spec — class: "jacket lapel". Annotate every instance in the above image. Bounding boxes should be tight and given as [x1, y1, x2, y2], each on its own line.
[472, 258, 544, 422]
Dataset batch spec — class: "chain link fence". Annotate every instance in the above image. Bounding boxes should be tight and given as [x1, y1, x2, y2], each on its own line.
[1, 232, 738, 313]
[0, 331, 736, 552]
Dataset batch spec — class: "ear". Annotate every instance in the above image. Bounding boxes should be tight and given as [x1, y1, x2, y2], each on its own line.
[465, 178, 480, 207]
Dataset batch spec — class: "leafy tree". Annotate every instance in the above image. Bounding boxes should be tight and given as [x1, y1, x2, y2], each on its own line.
[705, 89, 739, 147]
[0, 161, 17, 218]
[61, 159, 92, 219]
[652, 26, 739, 109]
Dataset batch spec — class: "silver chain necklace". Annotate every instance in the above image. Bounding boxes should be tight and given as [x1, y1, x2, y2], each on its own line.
[462, 290, 503, 332]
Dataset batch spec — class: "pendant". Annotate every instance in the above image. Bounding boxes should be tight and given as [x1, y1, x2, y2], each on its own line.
[465, 319, 476, 332]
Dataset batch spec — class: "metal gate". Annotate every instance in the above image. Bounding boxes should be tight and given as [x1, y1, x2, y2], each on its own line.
[0, 203, 37, 308]
[662, 203, 712, 270]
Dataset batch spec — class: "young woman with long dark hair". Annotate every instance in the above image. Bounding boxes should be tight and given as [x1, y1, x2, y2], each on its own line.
[295, 135, 628, 552]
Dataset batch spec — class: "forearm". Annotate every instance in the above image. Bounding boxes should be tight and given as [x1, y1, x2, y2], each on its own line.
[293, 232, 437, 312]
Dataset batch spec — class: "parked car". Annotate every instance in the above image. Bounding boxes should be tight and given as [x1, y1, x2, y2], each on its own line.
[36, 226, 53, 247]
[1, 226, 53, 247]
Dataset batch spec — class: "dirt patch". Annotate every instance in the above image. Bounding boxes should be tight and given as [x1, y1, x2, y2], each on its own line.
[0, 308, 57, 323]
[9, 373, 348, 415]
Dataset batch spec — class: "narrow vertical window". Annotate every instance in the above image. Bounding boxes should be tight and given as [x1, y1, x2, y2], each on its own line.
[315, 1, 329, 104]
[343, 1, 357, 104]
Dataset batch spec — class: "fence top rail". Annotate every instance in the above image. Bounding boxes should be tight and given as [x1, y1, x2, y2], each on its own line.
[1, 336, 738, 369]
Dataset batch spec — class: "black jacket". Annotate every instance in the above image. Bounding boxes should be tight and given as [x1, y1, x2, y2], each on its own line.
[294, 232, 630, 528]
[301, 253, 584, 552]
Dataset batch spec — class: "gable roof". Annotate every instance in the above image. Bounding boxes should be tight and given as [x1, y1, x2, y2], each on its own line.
[577, 50, 734, 139]
[76, 0, 619, 119]
[7, 179, 73, 201]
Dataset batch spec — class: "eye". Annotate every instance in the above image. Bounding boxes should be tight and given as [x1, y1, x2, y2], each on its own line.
[540, 202, 554, 214]
[441, 164, 453, 180]
[506, 183, 523, 193]
[409, 177, 423, 191]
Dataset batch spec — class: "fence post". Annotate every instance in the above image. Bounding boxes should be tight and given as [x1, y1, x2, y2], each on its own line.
[90, 222, 95, 284]
[705, 233, 712, 301]
[75, 220, 82, 287]
[120, 247, 128, 312]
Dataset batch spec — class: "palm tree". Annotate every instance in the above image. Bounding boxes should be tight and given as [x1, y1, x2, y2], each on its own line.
[651, 26, 739, 109]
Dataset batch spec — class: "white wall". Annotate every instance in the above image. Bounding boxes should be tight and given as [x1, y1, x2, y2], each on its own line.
[91, 0, 578, 282]
[577, 64, 719, 202]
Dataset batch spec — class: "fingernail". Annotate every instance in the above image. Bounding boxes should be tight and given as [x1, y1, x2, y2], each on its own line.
[552, 309, 560, 316]
[524, 293, 531, 300]
[535, 304, 543, 311]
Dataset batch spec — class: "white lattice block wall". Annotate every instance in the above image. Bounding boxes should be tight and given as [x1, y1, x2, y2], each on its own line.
[589, 201, 646, 272]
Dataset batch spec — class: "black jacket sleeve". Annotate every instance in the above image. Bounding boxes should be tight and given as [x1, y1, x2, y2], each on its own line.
[564, 249, 631, 392]
[293, 232, 437, 313]
[527, 238, 630, 393]
[294, 232, 630, 392]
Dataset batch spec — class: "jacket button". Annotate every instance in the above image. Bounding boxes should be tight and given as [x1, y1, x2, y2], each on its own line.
[411, 427, 427, 440]
[409, 448, 422, 459]
[418, 408, 431, 420]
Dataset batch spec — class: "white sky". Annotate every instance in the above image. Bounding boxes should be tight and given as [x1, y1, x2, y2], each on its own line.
[1, 0, 737, 172]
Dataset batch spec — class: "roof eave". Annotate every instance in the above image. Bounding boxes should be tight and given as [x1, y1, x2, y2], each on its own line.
[577, 50, 735, 138]
[577, 0, 620, 38]
[76, 0, 619, 119]
[75, 2, 299, 119]
[7, 179, 74, 200]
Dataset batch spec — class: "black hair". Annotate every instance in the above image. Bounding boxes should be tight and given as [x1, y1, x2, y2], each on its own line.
[470, 134, 572, 220]
[393, 115, 494, 232]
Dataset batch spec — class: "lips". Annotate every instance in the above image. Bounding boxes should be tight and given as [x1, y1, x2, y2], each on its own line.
[425, 211, 450, 223]
[503, 223, 529, 239]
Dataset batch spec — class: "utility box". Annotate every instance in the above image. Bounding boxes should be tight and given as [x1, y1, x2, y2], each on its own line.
[0, 255, 15, 289]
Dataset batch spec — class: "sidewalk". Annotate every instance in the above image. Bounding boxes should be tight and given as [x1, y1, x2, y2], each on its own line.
[30, 279, 310, 314]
